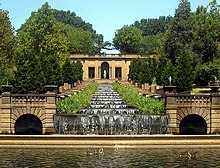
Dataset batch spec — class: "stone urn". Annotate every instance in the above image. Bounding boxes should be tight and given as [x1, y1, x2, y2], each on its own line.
[45, 85, 58, 94]
[2, 85, 13, 93]
[209, 86, 220, 93]
[163, 86, 176, 93]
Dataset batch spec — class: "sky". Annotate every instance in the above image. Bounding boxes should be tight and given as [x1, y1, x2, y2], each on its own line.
[0, 0, 217, 42]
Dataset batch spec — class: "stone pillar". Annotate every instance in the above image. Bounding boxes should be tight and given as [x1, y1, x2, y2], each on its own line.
[150, 85, 157, 94]
[112, 66, 115, 79]
[95, 66, 99, 79]
[210, 86, 220, 133]
[44, 85, 57, 134]
[0, 85, 13, 134]
[164, 86, 178, 134]
[98, 67, 101, 79]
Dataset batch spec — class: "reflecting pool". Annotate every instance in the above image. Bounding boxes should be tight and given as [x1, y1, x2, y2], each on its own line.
[0, 148, 220, 168]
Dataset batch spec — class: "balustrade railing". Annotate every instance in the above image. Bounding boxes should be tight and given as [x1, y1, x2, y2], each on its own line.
[11, 94, 47, 105]
[176, 95, 211, 106]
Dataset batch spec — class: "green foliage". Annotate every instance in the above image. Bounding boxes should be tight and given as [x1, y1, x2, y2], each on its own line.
[192, 3, 220, 63]
[113, 82, 164, 114]
[63, 24, 95, 54]
[164, 0, 193, 64]
[155, 55, 167, 85]
[51, 9, 94, 33]
[129, 58, 157, 84]
[51, 9, 104, 54]
[160, 60, 176, 86]
[174, 51, 195, 91]
[57, 82, 98, 114]
[0, 64, 15, 92]
[113, 26, 143, 54]
[140, 35, 162, 55]
[133, 16, 172, 36]
[0, 9, 16, 65]
[62, 58, 74, 84]
[14, 2, 68, 93]
[0, 8, 15, 90]
[195, 60, 220, 86]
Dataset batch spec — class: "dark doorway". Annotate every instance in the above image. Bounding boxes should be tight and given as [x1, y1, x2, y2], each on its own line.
[115, 67, 122, 79]
[88, 67, 95, 79]
[15, 114, 43, 135]
[101, 62, 109, 79]
[179, 114, 207, 135]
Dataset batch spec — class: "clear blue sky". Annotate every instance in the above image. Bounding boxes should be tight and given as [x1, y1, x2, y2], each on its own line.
[0, 0, 217, 42]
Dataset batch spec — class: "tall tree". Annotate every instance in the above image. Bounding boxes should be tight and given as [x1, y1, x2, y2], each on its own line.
[164, 0, 193, 64]
[14, 2, 68, 93]
[0, 9, 15, 65]
[51, 9, 104, 54]
[174, 50, 195, 91]
[0, 9, 16, 90]
[63, 24, 95, 54]
[192, 2, 220, 63]
[113, 26, 143, 54]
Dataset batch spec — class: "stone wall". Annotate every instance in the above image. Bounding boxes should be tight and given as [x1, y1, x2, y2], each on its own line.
[0, 86, 57, 134]
[165, 86, 220, 134]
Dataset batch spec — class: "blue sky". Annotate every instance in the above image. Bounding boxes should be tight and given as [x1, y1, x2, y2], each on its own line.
[0, 0, 217, 42]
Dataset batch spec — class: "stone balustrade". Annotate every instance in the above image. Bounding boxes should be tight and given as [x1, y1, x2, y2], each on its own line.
[176, 95, 211, 106]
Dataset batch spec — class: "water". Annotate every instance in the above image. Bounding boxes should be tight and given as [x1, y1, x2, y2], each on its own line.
[0, 148, 220, 167]
[54, 84, 168, 135]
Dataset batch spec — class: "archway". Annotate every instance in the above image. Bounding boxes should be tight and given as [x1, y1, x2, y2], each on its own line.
[101, 62, 109, 79]
[179, 114, 207, 135]
[15, 114, 43, 135]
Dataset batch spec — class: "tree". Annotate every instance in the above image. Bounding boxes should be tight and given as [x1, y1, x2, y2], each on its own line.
[129, 58, 156, 84]
[75, 60, 83, 81]
[63, 24, 95, 54]
[195, 60, 220, 86]
[155, 55, 167, 85]
[174, 51, 195, 91]
[14, 2, 68, 93]
[164, 0, 193, 64]
[0, 9, 16, 91]
[192, 2, 220, 63]
[160, 61, 176, 86]
[0, 9, 15, 65]
[51, 9, 104, 54]
[133, 16, 172, 36]
[63, 58, 74, 84]
[113, 26, 143, 54]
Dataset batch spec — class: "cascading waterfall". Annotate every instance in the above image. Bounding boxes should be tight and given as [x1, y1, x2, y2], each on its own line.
[54, 84, 168, 135]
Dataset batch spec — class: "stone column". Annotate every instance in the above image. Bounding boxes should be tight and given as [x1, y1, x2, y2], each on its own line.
[164, 86, 178, 134]
[44, 85, 57, 134]
[210, 86, 220, 133]
[0, 85, 13, 134]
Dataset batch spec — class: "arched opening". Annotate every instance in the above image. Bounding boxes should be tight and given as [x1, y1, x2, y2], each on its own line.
[101, 62, 109, 79]
[179, 114, 207, 135]
[15, 114, 43, 135]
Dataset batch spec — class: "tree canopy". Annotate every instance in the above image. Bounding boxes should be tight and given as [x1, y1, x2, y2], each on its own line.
[0, 8, 16, 92]
[127, 0, 220, 91]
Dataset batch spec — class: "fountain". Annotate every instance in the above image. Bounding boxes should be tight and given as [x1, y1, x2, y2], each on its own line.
[54, 84, 168, 135]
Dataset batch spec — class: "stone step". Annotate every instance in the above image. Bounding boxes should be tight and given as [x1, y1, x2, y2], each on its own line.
[78, 108, 139, 115]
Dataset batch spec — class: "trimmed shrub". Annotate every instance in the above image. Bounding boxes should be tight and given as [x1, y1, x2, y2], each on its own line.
[57, 82, 98, 114]
[113, 82, 164, 114]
